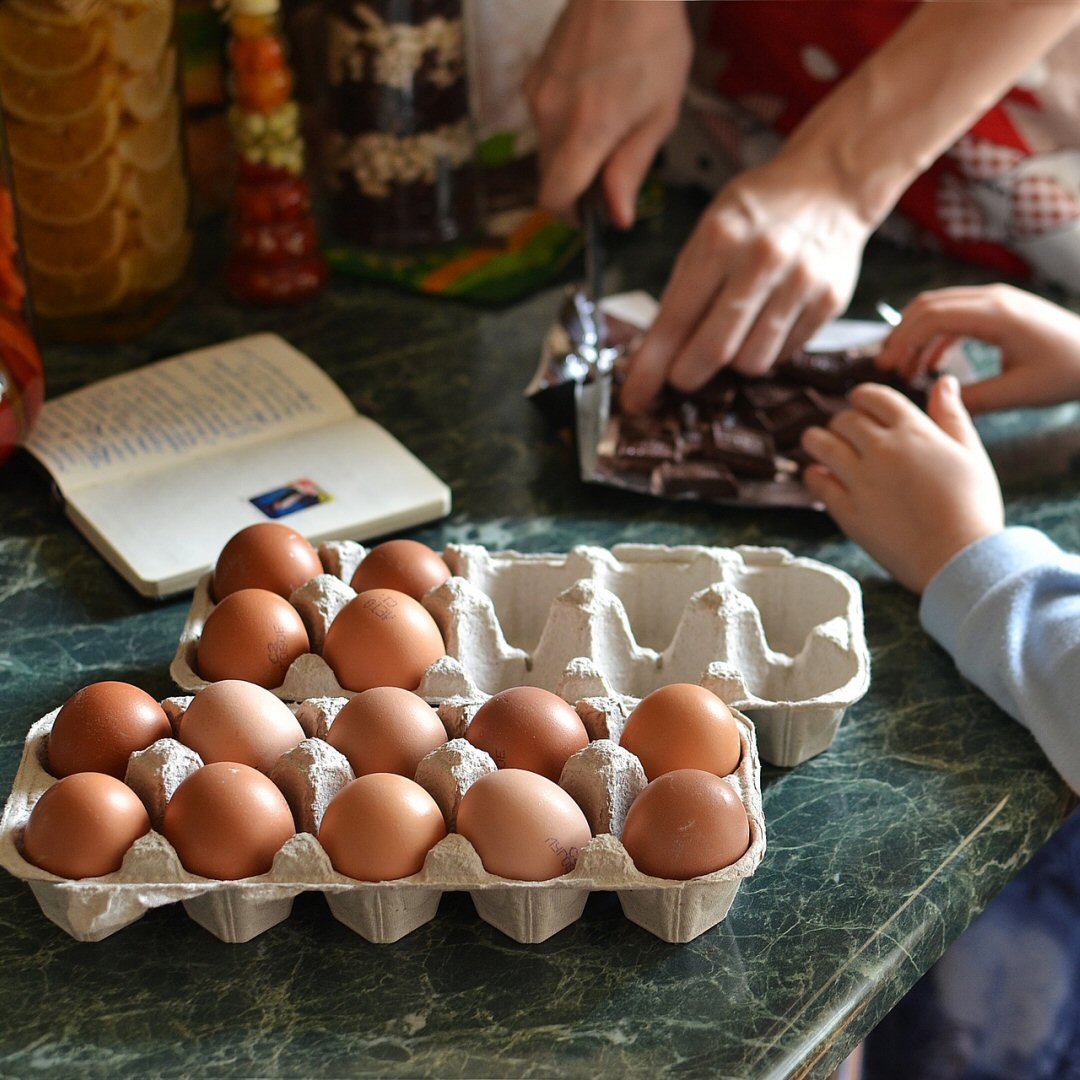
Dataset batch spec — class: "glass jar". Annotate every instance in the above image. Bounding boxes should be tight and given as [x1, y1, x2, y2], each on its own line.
[0, 0, 193, 341]
[0, 116, 45, 468]
[324, 0, 478, 249]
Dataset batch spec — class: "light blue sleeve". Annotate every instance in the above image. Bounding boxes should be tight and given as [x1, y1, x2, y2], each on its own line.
[919, 526, 1080, 793]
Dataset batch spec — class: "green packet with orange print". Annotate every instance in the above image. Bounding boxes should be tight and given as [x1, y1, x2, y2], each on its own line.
[324, 182, 664, 305]
[324, 206, 578, 305]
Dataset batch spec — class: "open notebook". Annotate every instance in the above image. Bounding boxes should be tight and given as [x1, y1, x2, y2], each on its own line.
[25, 334, 452, 598]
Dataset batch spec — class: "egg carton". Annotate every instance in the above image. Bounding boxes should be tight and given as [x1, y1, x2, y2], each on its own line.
[0, 673, 765, 945]
[172, 542, 869, 768]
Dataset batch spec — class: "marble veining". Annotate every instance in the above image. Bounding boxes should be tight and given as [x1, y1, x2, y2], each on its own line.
[0, 190, 1073, 1078]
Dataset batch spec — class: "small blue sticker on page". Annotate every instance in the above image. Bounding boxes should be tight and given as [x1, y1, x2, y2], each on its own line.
[251, 478, 332, 519]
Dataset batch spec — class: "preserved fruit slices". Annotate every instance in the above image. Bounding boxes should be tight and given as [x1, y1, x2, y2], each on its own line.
[0, 0, 191, 323]
[5, 101, 121, 172]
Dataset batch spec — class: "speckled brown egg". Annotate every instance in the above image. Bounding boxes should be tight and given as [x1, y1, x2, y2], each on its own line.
[322, 588, 445, 693]
[180, 680, 306, 773]
[196, 587, 310, 688]
[326, 686, 447, 778]
[47, 681, 172, 780]
[350, 539, 451, 601]
[464, 686, 589, 781]
[621, 769, 749, 880]
[164, 761, 296, 880]
[318, 773, 446, 881]
[456, 769, 592, 881]
[212, 522, 323, 601]
[22, 772, 151, 879]
[619, 683, 741, 780]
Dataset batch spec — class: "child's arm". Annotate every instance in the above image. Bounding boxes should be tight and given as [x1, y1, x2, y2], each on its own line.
[875, 284, 1080, 414]
[802, 376, 1080, 792]
[919, 526, 1080, 793]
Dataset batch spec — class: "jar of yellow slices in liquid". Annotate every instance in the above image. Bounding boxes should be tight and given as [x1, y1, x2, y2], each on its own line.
[0, 0, 193, 341]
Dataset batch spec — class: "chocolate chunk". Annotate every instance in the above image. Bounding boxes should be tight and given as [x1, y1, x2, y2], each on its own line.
[615, 430, 678, 474]
[803, 388, 849, 418]
[709, 422, 777, 477]
[618, 413, 676, 443]
[677, 402, 708, 457]
[694, 370, 740, 411]
[777, 348, 870, 393]
[653, 461, 740, 499]
[739, 379, 804, 411]
[753, 390, 826, 448]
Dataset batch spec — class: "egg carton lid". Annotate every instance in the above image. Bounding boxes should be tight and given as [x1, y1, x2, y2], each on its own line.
[172, 542, 869, 768]
[0, 691, 764, 945]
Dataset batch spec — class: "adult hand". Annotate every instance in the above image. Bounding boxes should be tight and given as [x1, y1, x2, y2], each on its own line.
[875, 284, 1080, 414]
[801, 376, 1004, 593]
[524, 0, 692, 229]
[620, 158, 872, 414]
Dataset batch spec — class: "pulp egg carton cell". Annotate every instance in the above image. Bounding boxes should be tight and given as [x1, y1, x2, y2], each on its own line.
[171, 542, 870, 768]
[0, 688, 765, 945]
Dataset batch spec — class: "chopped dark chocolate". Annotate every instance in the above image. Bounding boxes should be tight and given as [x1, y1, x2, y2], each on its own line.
[594, 339, 921, 505]
[709, 423, 777, 477]
[776, 348, 872, 393]
[694, 370, 740, 411]
[752, 391, 828, 448]
[740, 379, 804, 411]
[803, 388, 849, 418]
[619, 413, 677, 443]
[615, 433, 678, 474]
[653, 460, 740, 499]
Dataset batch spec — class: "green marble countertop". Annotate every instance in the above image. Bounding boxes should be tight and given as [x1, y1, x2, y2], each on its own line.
[1, 190, 1075, 1079]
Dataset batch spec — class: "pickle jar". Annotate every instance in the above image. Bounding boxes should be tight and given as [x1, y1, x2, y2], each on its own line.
[0, 0, 193, 341]
[324, 0, 478, 249]
[0, 113, 44, 468]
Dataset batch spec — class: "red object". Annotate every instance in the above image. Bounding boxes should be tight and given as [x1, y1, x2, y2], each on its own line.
[232, 217, 318, 264]
[704, 1, 1048, 277]
[234, 66, 293, 113]
[226, 169, 327, 303]
[232, 168, 311, 224]
[226, 251, 328, 304]
[0, 309, 45, 467]
[228, 35, 287, 75]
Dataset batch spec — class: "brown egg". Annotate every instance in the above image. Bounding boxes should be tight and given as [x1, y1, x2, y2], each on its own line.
[619, 683, 741, 780]
[322, 588, 445, 693]
[196, 587, 310, 688]
[456, 769, 592, 881]
[22, 772, 151, 879]
[164, 761, 296, 879]
[318, 773, 446, 881]
[212, 522, 323, 601]
[180, 680, 306, 773]
[464, 686, 590, 781]
[621, 769, 750, 880]
[47, 681, 172, 780]
[350, 539, 451, 601]
[325, 686, 447, 778]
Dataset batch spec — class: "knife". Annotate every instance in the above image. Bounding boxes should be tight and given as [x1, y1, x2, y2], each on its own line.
[576, 177, 610, 357]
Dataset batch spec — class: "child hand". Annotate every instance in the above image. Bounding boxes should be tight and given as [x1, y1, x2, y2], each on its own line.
[875, 284, 1080, 414]
[801, 375, 1004, 593]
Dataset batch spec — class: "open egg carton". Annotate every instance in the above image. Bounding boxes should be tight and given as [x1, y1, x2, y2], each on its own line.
[0, 677, 764, 945]
[172, 541, 870, 769]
